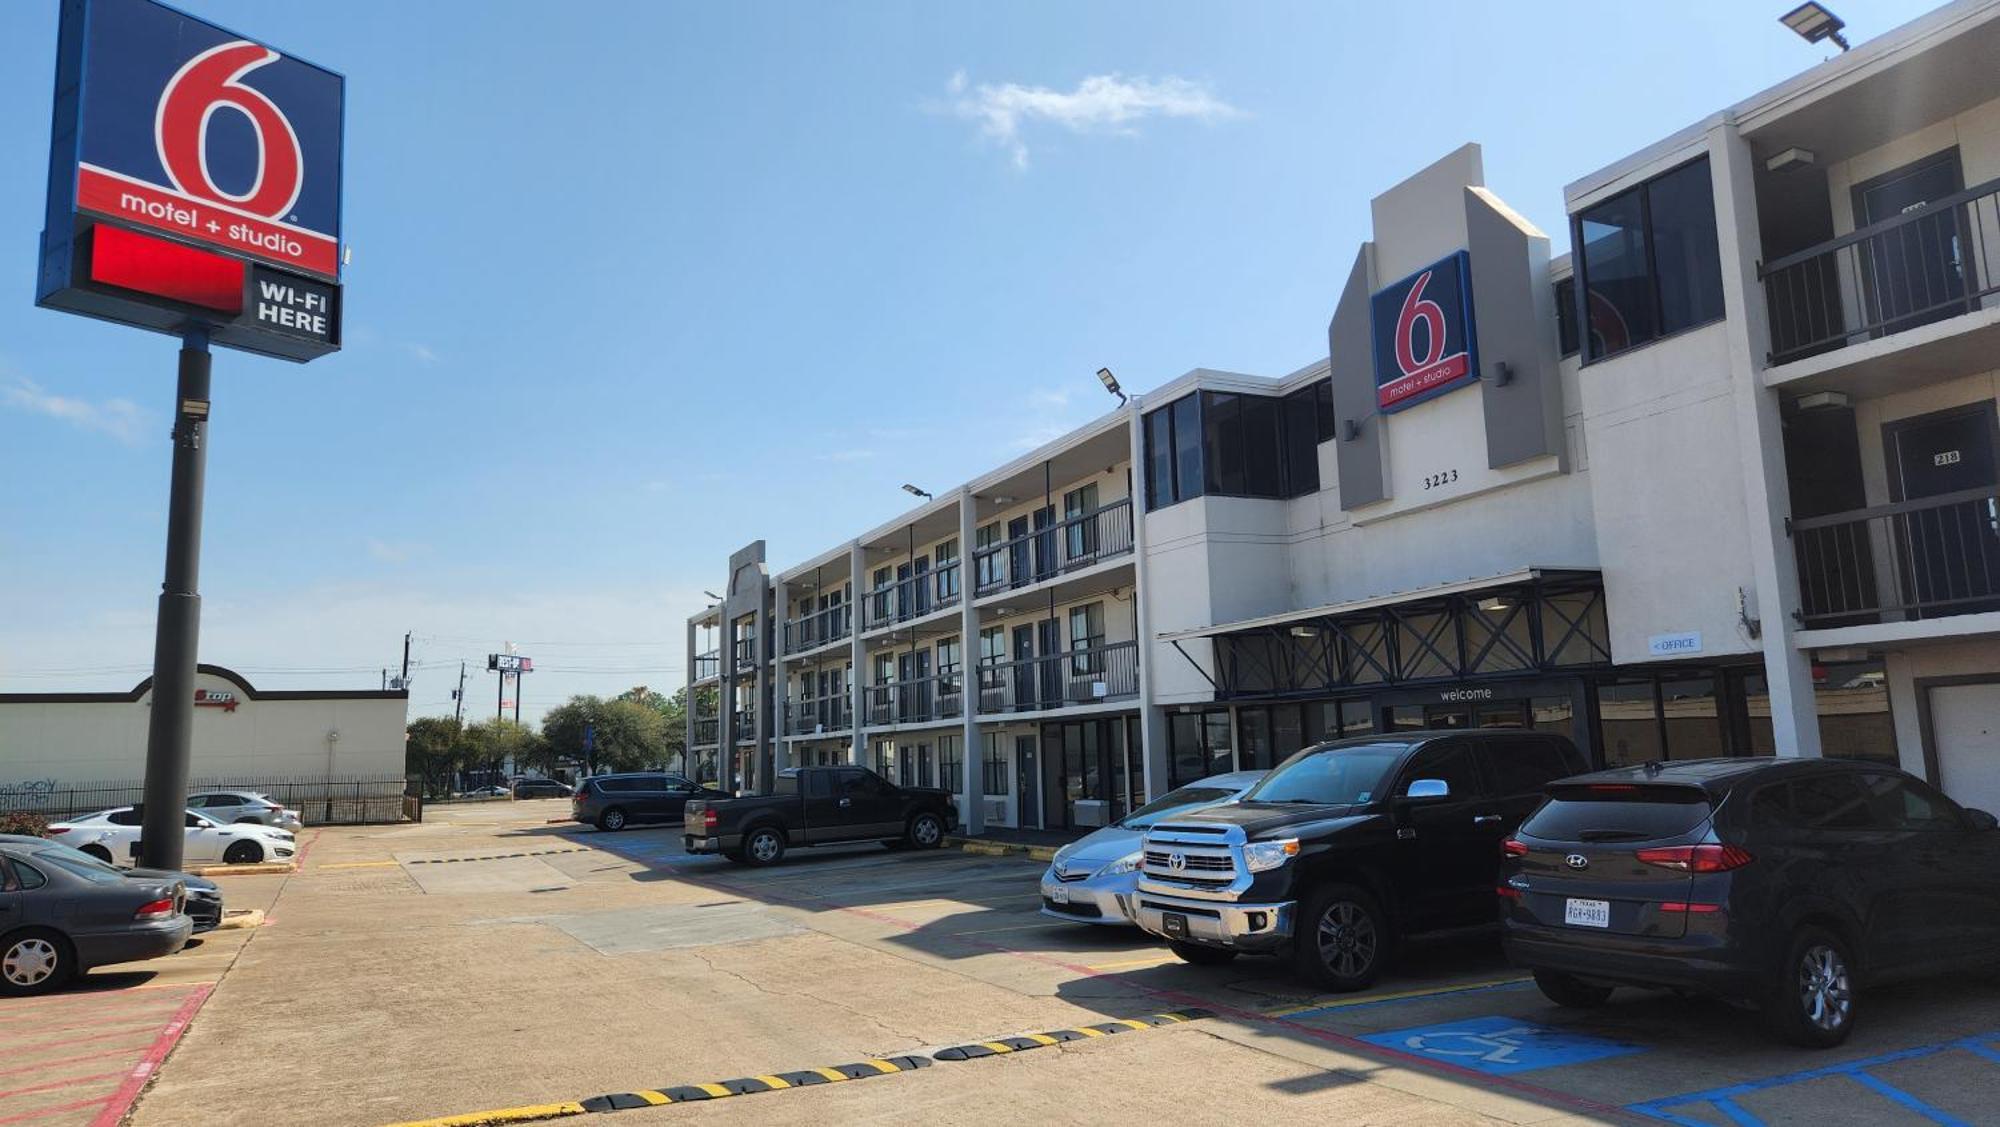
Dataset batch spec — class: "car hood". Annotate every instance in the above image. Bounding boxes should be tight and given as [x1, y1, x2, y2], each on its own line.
[1051, 826, 1143, 874]
[127, 867, 216, 893]
[1157, 800, 1369, 838]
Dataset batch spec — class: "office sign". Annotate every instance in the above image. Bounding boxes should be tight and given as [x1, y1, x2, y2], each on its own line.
[1647, 631, 1703, 658]
[37, 0, 344, 361]
[1370, 251, 1479, 413]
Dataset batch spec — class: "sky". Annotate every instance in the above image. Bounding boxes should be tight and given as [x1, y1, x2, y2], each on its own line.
[0, 0, 1938, 724]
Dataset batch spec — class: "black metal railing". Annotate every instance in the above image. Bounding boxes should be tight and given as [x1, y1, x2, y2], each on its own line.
[786, 695, 852, 735]
[693, 649, 721, 681]
[0, 774, 409, 826]
[732, 636, 758, 672]
[860, 562, 962, 631]
[1763, 177, 2000, 364]
[862, 671, 965, 727]
[783, 604, 851, 654]
[977, 640, 1139, 713]
[1791, 486, 2000, 626]
[971, 499, 1133, 597]
[730, 708, 754, 741]
[692, 715, 720, 746]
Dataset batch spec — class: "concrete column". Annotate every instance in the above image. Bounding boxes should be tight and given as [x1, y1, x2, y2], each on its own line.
[751, 589, 773, 792]
[848, 542, 867, 767]
[683, 617, 697, 777]
[957, 487, 983, 834]
[1126, 396, 1166, 802]
[771, 580, 789, 777]
[1711, 121, 1821, 757]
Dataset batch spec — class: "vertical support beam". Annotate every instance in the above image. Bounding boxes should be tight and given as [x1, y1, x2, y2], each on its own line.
[752, 584, 774, 792]
[958, 487, 983, 834]
[139, 330, 211, 872]
[683, 616, 697, 778]
[771, 579, 789, 777]
[1711, 121, 1821, 757]
[848, 541, 867, 767]
[1126, 397, 1164, 806]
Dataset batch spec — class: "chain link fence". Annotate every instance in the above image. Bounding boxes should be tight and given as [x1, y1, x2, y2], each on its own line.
[0, 774, 414, 826]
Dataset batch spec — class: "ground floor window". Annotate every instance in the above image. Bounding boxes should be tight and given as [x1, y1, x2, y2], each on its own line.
[982, 733, 1009, 795]
[939, 734, 963, 794]
[1735, 660, 1895, 763]
[1168, 709, 1233, 788]
[872, 740, 894, 779]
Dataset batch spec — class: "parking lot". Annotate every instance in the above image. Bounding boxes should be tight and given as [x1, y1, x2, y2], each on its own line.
[15, 799, 1993, 1126]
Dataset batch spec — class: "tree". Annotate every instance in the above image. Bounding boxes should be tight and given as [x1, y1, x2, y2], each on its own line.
[460, 718, 546, 783]
[542, 693, 667, 775]
[406, 716, 464, 799]
[618, 685, 687, 771]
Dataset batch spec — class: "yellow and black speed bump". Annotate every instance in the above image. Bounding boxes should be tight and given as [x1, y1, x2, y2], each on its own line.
[930, 1009, 1210, 1061]
[410, 847, 591, 865]
[575, 1056, 931, 1112]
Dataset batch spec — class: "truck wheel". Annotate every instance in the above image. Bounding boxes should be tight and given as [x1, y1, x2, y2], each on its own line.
[1168, 940, 1237, 966]
[906, 812, 945, 850]
[1293, 883, 1388, 992]
[1763, 925, 1857, 1048]
[596, 807, 628, 832]
[743, 826, 787, 867]
[1533, 969, 1613, 1008]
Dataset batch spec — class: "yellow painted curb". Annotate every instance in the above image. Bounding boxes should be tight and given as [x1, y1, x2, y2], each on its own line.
[383, 1100, 586, 1127]
[187, 861, 297, 877]
[213, 909, 265, 931]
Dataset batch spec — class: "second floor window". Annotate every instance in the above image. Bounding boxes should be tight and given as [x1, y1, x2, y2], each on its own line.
[1572, 155, 1724, 361]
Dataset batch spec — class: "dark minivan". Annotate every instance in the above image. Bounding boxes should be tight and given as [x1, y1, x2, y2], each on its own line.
[572, 773, 727, 831]
[1502, 758, 2000, 1046]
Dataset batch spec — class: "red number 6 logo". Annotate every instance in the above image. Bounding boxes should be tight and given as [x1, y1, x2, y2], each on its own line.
[154, 41, 304, 220]
[1394, 270, 1448, 376]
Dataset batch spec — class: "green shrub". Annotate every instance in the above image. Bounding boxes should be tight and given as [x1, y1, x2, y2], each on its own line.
[0, 811, 50, 837]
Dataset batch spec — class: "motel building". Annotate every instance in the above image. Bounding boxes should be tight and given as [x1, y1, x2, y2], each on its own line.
[684, 0, 2000, 836]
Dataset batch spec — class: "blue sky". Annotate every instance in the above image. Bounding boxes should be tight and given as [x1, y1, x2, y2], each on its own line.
[0, 0, 1934, 722]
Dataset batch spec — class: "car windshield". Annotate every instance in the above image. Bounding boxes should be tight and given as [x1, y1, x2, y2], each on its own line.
[1119, 785, 1240, 828]
[24, 840, 125, 875]
[31, 849, 126, 885]
[1242, 743, 1407, 805]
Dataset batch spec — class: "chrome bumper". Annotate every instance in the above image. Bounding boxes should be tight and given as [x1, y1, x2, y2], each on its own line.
[1133, 890, 1295, 951]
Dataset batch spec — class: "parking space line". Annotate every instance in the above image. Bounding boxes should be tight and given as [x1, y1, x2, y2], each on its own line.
[0, 1049, 132, 1082]
[0, 1070, 124, 1101]
[0, 1095, 113, 1126]
[1628, 1030, 2000, 1125]
[1263, 977, 1533, 1019]
[1084, 954, 1181, 971]
[1846, 1072, 1971, 1127]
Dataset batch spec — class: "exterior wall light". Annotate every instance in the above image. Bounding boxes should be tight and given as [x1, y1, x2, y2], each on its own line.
[902, 484, 934, 500]
[1097, 367, 1128, 404]
[1780, 3, 1850, 50]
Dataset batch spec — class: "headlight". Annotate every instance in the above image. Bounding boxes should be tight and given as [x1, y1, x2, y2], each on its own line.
[1243, 838, 1300, 873]
[1099, 852, 1141, 877]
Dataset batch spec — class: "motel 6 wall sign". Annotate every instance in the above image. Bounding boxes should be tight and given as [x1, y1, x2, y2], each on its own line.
[1369, 250, 1479, 414]
[38, 0, 345, 361]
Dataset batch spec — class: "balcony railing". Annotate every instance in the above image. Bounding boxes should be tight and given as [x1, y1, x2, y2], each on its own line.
[860, 562, 962, 631]
[732, 636, 758, 672]
[862, 670, 965, 727]
[784, 604, 852, 654]
[1763, 177, 2000, 365]
[972, 499, 1134, 598]
[786, 695, 852, 736]
[692, 715, 719, 746]
[977, 640, 1139, 713]
[730, 708, 754, 742]
[1791, 486, 2000, 627]
[693, 649, 720, 681]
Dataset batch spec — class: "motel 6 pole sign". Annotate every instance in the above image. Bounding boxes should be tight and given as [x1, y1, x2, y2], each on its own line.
[33, 0, 347, 869]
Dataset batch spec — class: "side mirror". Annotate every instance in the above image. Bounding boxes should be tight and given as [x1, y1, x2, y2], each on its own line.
[1966, 808, 1998, 831]
[1405, 778, 1451, 801]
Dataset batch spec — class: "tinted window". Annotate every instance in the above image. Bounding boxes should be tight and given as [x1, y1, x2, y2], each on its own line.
[1400, 743, 1483, 798]
[1554, 277, 1579, 357]
[108, 808, 143, 826]
[12, 858, 48, 890]
[805, 771, 834, 800]
[32, 851, 117, 885]
[1789, 774, 1876, 830]
[1573, 157, 1723, 360]
[1577, 187, 1655, 358]
[1145, 406, 1174, 510]
[1523, 785, 1713, 842]
[1482, 739, 1584, 796]
[1646, 159, 1725, 335]
[1244, 744, 1405, 805]
[1171, 395, 1203, 503]
[773, 772, 800, 797]
[183, 812, 206, 828]
[0, 858, 15, 893]
[1859, 773, 1962, 831]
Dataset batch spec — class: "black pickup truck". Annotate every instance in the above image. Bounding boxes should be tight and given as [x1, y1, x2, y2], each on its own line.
[683, 765, 958, 866]
[1132, 729, 1588, 990]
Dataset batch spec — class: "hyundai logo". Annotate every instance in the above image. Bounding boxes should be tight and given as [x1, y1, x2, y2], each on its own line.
[1168, 851, 1187, 873]
[1564, 854, 1590, 871]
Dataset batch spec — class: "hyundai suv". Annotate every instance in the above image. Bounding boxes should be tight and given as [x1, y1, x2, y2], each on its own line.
[1501, 758, 2000, 1046]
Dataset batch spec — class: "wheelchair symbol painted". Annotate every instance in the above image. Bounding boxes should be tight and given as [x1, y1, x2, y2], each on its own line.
[1402, 1026, 1543, 1064]
[1363, 1016, 1645, 1075]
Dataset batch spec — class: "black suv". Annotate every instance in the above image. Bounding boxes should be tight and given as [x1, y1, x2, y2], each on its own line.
[571, 773, 726, 831]
[1133, 730, 1589, 990]
[1501, 758, 2000, 1047]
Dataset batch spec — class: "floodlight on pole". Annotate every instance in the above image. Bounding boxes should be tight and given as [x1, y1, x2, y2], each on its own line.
[902, 484, 933, 500]
[1096, 367, 1127, 405]
[1780, 2, 1850, 50]
[703, 590, 722, 601]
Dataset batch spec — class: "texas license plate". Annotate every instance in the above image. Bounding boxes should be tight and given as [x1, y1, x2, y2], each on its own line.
[1161, 912, 1189, 939]
[1564, 898, 1611, 928]
[1048, 884, 1069, 905]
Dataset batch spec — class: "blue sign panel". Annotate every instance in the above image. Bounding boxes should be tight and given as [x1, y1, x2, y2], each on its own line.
[37, 0, 345, 361]
[1363, 1016, 1644, 1075]
[1368, 250, 1479, 413]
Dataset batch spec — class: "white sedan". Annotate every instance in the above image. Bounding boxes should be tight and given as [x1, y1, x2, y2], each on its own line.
[49, 807, 296, 867]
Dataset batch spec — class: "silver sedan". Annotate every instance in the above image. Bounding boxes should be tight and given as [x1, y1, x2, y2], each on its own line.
[1039, 771, 1266, 926]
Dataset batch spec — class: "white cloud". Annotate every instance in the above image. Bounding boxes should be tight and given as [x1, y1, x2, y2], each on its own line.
[1, 375, 149, 446]
[405, 343, 440, 366]
[814, 448, 878, 463]
[365, 538, 425, 564]
[944, 70, 1240, 168]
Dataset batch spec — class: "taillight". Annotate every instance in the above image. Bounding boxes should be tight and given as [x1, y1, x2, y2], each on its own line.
[702, 809, 718, 830]
[1635, 844, 1753, 873]
[1501, 838, 1528, 858]
[1495, 885, 1522, 901]
[1658, 902, 1724, 914]
[134, 898, 176, 920]
[46, 827, 69, 835]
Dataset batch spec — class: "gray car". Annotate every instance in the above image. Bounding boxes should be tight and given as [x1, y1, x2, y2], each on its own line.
[1040, 771, 1266, 926]
[0, 841, 191, 996]
[188, 790, 303, 833]
[0, 834, 222, 934]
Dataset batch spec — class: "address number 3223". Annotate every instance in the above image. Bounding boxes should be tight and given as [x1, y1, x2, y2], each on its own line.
[1422, 469, 1460, 490]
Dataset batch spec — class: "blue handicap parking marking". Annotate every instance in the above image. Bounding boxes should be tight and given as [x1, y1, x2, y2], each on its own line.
[1363, 1015, 1646, 1076]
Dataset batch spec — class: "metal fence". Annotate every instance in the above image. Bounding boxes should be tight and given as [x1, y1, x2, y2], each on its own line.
[1791, 486, 2000, 626]
[0, 773, 413, 826]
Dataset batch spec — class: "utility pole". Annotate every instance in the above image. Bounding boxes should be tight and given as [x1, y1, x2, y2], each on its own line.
[381, 668, 387, 690]
[400, 631, 411, 685]
[453, 661, 466, 726]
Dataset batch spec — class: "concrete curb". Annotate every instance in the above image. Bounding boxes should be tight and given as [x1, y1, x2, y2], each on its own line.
[213, 908, 266, 930]
[945, 836, 1060, 863]
[187, 861, 296, 877]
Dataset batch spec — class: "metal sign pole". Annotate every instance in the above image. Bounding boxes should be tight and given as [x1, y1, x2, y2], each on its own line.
[138, 328, 211, 871]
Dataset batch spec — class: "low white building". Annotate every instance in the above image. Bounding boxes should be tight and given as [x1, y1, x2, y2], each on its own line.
[0, 664, 408, 800]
